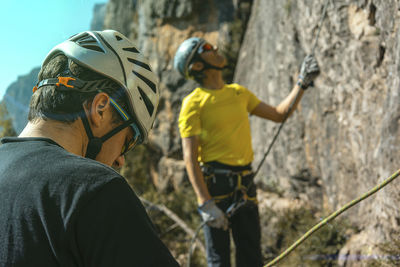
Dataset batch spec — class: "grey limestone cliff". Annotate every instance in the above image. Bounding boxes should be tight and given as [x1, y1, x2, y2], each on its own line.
[235, 0, 400, 264]
[91, 3, 107, 31]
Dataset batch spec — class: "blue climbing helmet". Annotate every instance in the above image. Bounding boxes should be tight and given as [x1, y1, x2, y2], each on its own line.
[174, 37, 206, 79]
[174, 37, 225, 80]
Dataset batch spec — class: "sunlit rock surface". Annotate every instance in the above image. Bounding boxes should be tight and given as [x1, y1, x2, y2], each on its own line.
[104, 0, 400, 264]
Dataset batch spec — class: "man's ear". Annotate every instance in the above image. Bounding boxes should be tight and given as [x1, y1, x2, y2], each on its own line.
[189, 61, 204, 71]
[88, 93, 111, 128]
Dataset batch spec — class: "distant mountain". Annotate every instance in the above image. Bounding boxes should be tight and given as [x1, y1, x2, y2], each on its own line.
[91, 3, 106, 31]
[3, 67, 40, 134]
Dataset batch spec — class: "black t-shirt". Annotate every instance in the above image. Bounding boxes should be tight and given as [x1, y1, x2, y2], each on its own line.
[0, 137, 179, 267]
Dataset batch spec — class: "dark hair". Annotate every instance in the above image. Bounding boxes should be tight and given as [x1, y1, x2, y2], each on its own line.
[29, 55, 128, 124]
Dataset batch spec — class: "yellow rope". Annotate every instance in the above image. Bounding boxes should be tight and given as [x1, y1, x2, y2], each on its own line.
[265, 169, 400, 267]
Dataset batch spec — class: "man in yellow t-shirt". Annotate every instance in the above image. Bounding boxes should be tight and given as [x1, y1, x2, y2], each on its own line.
[174, 37, 319, 267]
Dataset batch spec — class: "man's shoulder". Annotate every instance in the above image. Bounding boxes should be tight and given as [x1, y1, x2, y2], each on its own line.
[181, 87, 208, 108]
[186, 86, 211, 100]
[60, 153, 123, 186]
[34, 149, 128, 219]
[226, 83, 248, 94]
[0, 138, 123, 190]
[0, 138, 128, 228]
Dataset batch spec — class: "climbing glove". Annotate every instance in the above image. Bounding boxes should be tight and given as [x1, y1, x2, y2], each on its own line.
[297, 54, 320, 90]
[198, 199, 229, 231]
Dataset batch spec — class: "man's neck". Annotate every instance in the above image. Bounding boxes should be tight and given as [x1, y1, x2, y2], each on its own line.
[19, 119, 87, 156]
[201, 70, 225, 90]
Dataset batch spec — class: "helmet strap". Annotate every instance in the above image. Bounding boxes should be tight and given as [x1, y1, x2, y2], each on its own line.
[80, 112, 102, 159]
[188, 56, 227, 82]
[196, 56, 226, 72]
[80, 110, 135, 159]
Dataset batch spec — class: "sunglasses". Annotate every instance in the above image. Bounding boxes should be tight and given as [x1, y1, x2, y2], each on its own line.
[121, 133, 139, 156]
[197, 43, 214, 54]
[109, 97, 142, 156]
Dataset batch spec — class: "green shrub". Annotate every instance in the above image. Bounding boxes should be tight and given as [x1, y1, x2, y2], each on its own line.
[369, 233, 400, 267]
[263, 207, 353, 266]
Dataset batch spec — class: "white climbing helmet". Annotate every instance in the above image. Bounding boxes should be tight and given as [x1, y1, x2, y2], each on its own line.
[42, 30, 159, 143]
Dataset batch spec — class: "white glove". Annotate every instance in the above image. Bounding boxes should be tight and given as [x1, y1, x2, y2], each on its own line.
[198, 200, 228, 231]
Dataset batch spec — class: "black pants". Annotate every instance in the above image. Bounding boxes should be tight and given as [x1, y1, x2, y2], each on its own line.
[202, 162, 263, 267]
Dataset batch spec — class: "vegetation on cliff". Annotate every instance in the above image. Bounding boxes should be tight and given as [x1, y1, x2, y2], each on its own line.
[0, 101, 16, 138]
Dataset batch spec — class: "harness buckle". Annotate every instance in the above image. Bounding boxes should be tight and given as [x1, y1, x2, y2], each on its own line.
[201, 164, 213, 176]
[229, 177, 234, 187]
[226, 198, 247, 218]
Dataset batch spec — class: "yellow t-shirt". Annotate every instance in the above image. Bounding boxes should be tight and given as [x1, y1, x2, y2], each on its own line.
[178, 83, 261, 166]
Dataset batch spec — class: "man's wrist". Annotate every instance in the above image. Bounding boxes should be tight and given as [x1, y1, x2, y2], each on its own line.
[297, 76, 308, 90]
[198, 197, 213, 206]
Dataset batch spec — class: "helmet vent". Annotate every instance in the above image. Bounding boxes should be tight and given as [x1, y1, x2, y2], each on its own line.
[115, 35, 123, 41]
[132, 70, 157, 93]
[71, 32, 105, 53]
[127, 58, 151, 71]
[81, 45, 105, 53]
[123, 47, 140, 53]
[138, 86, 154, 116]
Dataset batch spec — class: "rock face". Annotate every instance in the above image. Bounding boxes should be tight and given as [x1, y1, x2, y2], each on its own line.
[90, 3, 106, 31]
[103, 0, 400, 263]
[235, 0, 400, 262]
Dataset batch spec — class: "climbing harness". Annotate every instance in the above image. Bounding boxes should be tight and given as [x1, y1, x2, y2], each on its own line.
[202, 164, 257, 208]
[265, 169, 400, 266]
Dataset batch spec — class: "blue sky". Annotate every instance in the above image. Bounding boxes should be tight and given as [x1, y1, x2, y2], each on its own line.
[0, 0, 107, 101]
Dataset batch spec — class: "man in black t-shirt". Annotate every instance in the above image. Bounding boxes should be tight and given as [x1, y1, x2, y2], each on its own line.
[0, 30, 179, 266]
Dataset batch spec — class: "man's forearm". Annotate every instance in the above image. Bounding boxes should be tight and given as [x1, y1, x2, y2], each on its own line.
[276, 84, 304, 118]
[251, 84, 304, 122]
[182, 136, 212, 205]
[185, 158, 212, 205]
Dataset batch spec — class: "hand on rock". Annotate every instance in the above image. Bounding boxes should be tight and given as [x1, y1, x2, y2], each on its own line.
[298, 54, 320, 90]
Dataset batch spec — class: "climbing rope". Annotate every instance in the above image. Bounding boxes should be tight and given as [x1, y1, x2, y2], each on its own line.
[265, 168, 400, 266]
[311, 0, 330, 56]
[254, 0, 330, 178]
[187, 221, 207, 267]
